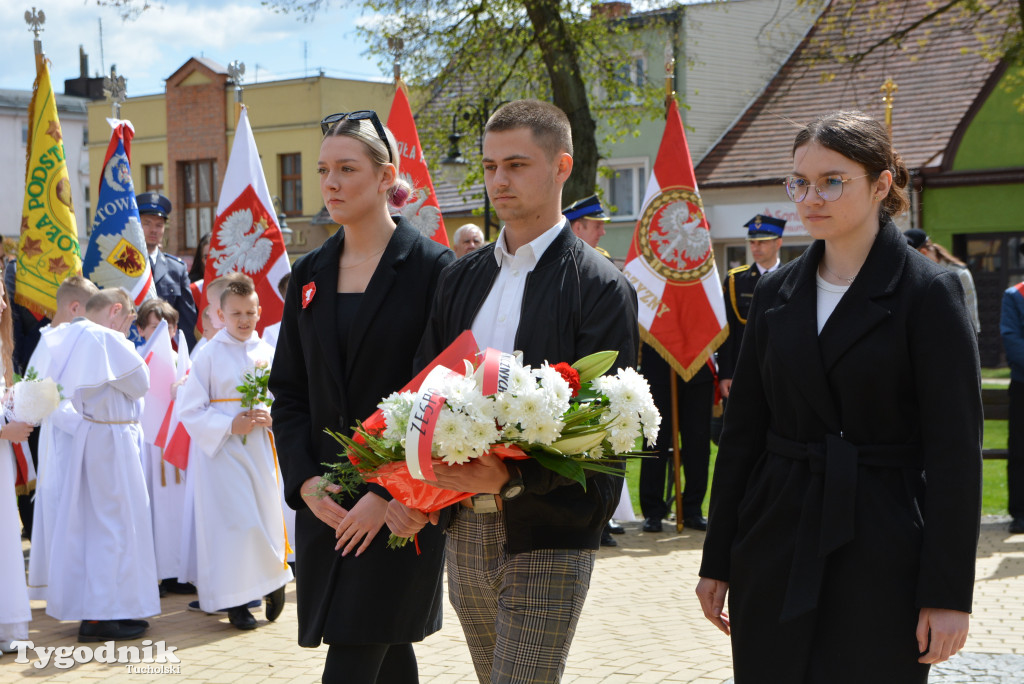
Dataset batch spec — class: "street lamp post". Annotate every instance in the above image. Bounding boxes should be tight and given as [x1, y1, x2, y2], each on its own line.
[439, 98, 504, 241]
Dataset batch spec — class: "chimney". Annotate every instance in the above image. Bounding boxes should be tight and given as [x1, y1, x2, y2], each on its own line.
[592, 2, 632, 20]
[80, 45, 88, 78]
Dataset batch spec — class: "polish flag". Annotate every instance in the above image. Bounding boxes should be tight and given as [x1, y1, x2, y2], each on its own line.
[622, 99, 727, 380]
[160, 328, 192, 470]
[205, 105, 291, 335]
[387, 84, 450, 246]
[139, 319, 176, 445]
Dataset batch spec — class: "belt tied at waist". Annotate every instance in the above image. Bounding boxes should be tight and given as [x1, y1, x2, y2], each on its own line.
[83, 416, 139, 425]
[764, 430, 922, 622]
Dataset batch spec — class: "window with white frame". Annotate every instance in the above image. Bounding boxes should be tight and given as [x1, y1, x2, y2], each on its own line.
[600, 158, 648, 221]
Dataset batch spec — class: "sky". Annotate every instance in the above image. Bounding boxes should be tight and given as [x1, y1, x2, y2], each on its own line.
[0, 0, 387, 97]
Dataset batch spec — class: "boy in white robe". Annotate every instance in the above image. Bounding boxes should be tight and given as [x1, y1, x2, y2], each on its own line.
[178, 276, 292, 630]
[137, 298, 195, 597]
[26, 276, 99, 602]
[45, 288, 160, 642]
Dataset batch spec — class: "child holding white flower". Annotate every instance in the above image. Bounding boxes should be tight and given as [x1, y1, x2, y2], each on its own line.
[177, 276, 292, 630]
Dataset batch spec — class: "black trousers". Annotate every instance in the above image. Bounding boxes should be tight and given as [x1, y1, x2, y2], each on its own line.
[1007, 381, 1024, 519]
[322, 643, 418, 684]
[638, 362, 713, 521]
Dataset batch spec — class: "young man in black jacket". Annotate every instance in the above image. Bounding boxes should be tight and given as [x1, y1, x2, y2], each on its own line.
[387, 99, 639, 683]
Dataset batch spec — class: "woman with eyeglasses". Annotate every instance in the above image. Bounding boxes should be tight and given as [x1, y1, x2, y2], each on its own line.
[696, 111, 981, 683]
[269, 111, 453, 683]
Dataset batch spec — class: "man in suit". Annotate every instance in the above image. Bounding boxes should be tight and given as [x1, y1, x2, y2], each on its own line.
[138, 192, 198, 349]
[718, 214, 785, 398]
[999, 246, 1024, 535]
[390, 99, 639, 683]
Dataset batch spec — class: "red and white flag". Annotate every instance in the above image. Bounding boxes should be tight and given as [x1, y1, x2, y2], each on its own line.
[160, 328, 192, 470]
[387, 84, 450, 246]
[139, 319, 176, 444]
[205, 105, 291, 335]
[622, 99, 727, 380]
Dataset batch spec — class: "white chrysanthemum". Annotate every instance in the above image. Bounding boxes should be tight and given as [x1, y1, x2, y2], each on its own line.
[12, 377, 61, 426]
[592, 367, 661, 452]
[519, 414, 564, 445]
[505, 363, 535, 395]
[379, 391, 416, 443]
[534, 364, 572, 411]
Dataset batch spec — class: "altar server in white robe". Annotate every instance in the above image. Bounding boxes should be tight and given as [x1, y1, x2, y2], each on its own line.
[0, 276, 32, 652]
[45, 288, 160, 643]
[26, 276, 98, 602]
[178, 276, 292, 630]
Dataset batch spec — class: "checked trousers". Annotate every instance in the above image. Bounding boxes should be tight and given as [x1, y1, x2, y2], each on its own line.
[447, 507, 595, 684]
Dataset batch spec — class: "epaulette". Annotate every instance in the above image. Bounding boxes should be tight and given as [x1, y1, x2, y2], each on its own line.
[728, 264, 752, 276]
[596, 246, 611, 258]
[165, 253, 185, 264]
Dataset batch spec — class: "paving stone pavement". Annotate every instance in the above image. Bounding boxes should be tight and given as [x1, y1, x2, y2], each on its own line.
[1, 517, 1020, 683]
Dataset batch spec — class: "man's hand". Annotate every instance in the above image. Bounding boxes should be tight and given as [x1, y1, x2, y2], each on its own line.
[719, 378, 732, 398]
[231, 411, 257, 435]
[426, 451, 509, 494]
[335, 491, 388, 557]
[695, 577, 731, 636]
[385, 499, 439, 537]
[301, 475, 348, 530]
[917, 607, 969, 664]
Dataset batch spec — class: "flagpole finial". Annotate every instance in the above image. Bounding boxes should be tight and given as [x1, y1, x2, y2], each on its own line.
[387, 36, 404, 83]
[25, 7, 45, 55]
[228, 60, 245, 103]
[664, 42, 676, 111]
[103, 64, 127, 120]
[880, 77, 898, 136]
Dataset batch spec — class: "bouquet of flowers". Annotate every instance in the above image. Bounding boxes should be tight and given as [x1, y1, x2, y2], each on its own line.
[323, 347, 660, 548]
[237, 360, 272, 444]
[5, 367, 62, 426]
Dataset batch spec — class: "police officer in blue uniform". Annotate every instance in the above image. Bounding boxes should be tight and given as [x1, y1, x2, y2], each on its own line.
[137, 192, 198, 350]
[717, 214, 785, 398]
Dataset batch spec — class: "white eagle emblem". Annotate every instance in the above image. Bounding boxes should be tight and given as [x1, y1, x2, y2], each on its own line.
[399, 174, 442, 239]
[652, 201, 710, 265]
[103, 152, 133, 193]
[211, 209, 274, 276]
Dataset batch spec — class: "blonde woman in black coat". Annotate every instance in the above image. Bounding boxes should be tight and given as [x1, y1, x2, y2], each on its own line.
[696, 111, 982, 683]
[269, 112, 453, 683]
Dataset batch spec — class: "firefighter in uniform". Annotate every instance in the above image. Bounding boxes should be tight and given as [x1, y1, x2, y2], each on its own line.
[718, 214, 785, 398]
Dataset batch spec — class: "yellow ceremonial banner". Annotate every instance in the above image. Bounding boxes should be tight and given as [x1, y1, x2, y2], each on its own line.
[18, 59, 82, 318]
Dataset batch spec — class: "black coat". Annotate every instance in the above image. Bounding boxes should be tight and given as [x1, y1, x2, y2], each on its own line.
[416, 224, 639, 552]
[269, 218, 454, 647]
[700, 221, 982, 683]
[152, 249, 198, 349]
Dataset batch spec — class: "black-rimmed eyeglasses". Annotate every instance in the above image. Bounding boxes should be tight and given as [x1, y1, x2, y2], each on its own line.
[784, 174, 870, 203]
[320, 111, 394, 164]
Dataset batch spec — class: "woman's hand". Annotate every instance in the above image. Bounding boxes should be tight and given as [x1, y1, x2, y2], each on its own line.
[0, 421, 33, 443]
[384, 499, 439, 538]
[334, 491, 388, 557]
[917, 607, 969, 664]
[695, 577, 731, 636]
[301, 475, 349, 530]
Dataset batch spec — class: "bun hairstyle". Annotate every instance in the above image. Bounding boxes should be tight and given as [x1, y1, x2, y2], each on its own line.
[324, 117, 412, 208]
[792, 111, 910, 221]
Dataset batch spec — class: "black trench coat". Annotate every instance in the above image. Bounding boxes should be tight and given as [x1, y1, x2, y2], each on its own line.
[700, 221, 982, 683]
[269, 219, 454, 647]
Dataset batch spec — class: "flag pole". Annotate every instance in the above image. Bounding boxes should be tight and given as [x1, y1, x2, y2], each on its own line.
[228, 60, 245, 127]
[663, 41, 685, 532]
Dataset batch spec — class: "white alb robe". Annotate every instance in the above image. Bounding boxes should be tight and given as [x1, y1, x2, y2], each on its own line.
[178, 329, 292, 611]
[0, 402, 31, 643]
[44, 319, 160, 621]
[259, 323, 295, 563]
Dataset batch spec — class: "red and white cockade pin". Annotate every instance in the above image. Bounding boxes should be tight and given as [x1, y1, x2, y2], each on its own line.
[302, 282, 317, 309]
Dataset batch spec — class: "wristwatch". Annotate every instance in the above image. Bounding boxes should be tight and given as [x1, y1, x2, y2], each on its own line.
[499, 464, 525, 501]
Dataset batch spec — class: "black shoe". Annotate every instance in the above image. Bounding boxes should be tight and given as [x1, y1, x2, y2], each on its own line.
[642, 517, 663, 533]
[227, 606, 257, 630]
[607, 520, 625, 534]
[189, 598, 261, 615]
[1010, 517, 1024, 534]
[162, 580, 197, 595]
[683, 515, 708, 531]
[265, 585, 286, 622]
[600, 526, 618, 547]
[78, 619, 148, 642]
[158, 582, 168, 598]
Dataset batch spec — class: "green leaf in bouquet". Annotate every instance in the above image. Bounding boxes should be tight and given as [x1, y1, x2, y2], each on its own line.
[572, 351, 618, 383]
[528, 450, 587, 488]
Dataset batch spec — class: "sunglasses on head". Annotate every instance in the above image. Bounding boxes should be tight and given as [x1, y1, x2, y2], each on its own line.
[320, 111, 394, 164]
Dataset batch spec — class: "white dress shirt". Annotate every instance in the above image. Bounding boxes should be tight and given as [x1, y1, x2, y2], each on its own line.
[471, 221, 565, 353]
[755, 258, 780, 276]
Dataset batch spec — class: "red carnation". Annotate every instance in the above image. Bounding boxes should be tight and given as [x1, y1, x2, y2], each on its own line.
[553, 362, 581, 397]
